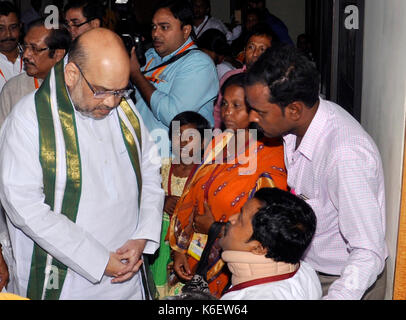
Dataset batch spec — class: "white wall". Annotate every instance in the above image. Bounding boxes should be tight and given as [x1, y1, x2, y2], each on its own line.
[266, 0, 305, 44]
[362, 0, 406, 299]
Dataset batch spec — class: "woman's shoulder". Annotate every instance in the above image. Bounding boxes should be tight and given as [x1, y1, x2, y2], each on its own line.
[257, 137, 285, 155]
[255, 138, 286, 171]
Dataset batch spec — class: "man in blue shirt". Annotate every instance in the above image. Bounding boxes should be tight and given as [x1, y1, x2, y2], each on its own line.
[130, 0, 218, 157]
[247, 0, 294, 46]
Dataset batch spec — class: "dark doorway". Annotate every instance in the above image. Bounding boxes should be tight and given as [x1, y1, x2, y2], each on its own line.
[306, 0, 364, 122]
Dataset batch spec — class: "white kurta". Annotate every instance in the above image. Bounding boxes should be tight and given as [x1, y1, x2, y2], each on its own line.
[0, 92, 164, 300]
[0, 53, 23, 93]
[220, 261, 322, 300]
[0, 72, 42, 128]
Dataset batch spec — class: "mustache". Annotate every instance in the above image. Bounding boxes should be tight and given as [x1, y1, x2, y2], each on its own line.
[0, 38, 17, 43]
[23, 58, 35, 66]
[88, 105, 115, 113]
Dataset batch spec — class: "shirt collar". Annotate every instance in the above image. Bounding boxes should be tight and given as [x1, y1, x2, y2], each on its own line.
[0, 51, 21, 64]
[153, 37, 195, 63]
[284, 98, 329, 161]
[195, 15, 209, 30]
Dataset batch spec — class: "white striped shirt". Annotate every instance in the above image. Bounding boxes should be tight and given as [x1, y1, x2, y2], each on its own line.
[283, 98, 388, 300]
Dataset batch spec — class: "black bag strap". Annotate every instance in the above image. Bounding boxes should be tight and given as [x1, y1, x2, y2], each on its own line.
[141, 48, 199, 75]
[195, 17, 210, 38]
[181, 222, 226, 297]
[195, 222, 226, 278]
[140, 254, 158, 300]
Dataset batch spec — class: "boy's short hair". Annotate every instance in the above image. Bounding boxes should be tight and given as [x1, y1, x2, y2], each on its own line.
[251, 188, 317, 264]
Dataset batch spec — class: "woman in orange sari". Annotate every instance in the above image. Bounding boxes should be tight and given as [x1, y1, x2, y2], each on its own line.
[168, 73, 288, 298]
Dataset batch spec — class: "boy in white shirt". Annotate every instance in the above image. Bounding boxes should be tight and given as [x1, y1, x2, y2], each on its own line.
[220, 188, 321, 300]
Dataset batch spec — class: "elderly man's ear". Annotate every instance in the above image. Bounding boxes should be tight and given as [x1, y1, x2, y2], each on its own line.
[54, 49, 67, 63]
[64, 62, 80, 87]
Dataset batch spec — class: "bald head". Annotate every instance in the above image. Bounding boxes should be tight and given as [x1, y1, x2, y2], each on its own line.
[69, 28, 130, 81]
[65, 28, 132, 119]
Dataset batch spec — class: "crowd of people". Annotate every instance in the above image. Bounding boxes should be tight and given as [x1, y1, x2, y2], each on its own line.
[0, 0, 387, 301]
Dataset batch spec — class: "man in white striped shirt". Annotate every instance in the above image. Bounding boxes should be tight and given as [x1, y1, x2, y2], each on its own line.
[245, 45, 388, 300]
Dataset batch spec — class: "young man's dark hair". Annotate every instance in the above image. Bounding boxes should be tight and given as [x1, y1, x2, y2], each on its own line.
[154, 0, 194, 29]
[247, 22, 279, 44]
[250, 188, 316, 264]
[191, 0, 211, 20]
[198, 28, 231, 57]
[26, 19, 71, 59]
[0, 1, 20, 19]
[246, 45, 320, 110]
[64, 0, 104, 24]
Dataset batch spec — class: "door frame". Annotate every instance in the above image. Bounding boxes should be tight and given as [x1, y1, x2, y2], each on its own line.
[394, 131, 406, 300]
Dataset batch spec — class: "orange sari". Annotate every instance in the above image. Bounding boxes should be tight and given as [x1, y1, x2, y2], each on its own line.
[169, 132, 288, 298]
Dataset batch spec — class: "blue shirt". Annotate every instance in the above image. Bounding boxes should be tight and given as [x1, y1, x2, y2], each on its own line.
[134, 38, 219, 157]
[263, 10, 294, 46]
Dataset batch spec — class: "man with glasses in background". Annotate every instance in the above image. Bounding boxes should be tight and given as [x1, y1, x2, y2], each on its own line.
[0, 19, 71, 128]
[64, 0, 103, 40]
[0, 2, 23, 93]
[0, 28, 164, 300]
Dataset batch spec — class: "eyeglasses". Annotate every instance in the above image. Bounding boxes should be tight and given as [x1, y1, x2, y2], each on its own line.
[73, 62, 133, 99]
[64, 18, 95, 29]
[21, 44, 50, 54]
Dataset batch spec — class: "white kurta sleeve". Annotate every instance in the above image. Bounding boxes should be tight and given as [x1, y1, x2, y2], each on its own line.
[0, 208, 7, 244]
[0, 80, 13, 129]
[130, 104, 164, 254]
[0, 100, 110, 284]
